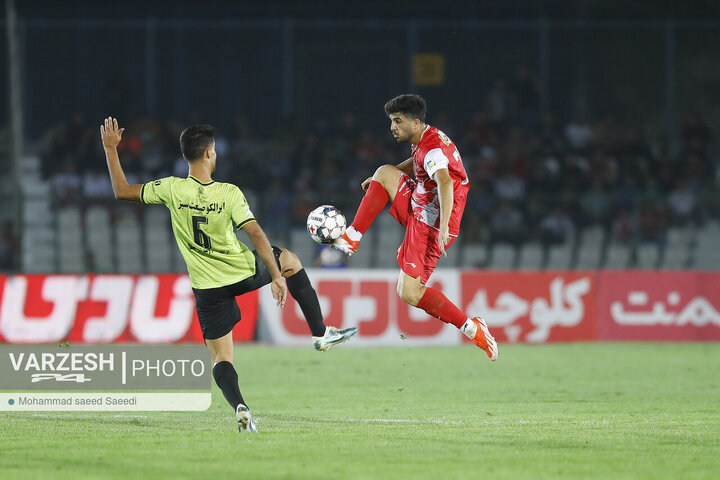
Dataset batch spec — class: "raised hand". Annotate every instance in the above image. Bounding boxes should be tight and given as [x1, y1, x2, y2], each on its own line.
[100, 117, 125, 149]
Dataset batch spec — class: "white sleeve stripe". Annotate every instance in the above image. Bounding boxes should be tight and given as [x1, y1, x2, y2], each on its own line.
[423, 148, 450, 178]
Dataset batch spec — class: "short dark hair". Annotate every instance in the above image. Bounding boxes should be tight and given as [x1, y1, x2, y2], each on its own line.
[384, 94, 427, 122]
[179, 124, 215, 161]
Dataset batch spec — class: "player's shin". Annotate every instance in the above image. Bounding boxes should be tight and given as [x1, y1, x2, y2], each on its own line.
[212, 361, 247, 410]
[349, 180, 389, 234]
[416, 287, 467, 329]
[286, 269, 326, 337]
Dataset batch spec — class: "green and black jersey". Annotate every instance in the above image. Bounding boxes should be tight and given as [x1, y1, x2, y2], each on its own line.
[141, 175, 257, 289]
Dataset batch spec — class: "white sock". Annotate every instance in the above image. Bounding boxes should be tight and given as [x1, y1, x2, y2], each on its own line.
[346, 226, 363, 242]
[461, 318, 477, 339]
[313, 326, 329, 339]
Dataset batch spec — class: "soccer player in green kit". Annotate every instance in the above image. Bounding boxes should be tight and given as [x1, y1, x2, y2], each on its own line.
[101, 117, 356, 432]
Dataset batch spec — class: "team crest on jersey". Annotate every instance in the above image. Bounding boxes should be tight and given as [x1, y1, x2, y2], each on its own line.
[438, 130, 451, 146]
[197, 186, 207, 202]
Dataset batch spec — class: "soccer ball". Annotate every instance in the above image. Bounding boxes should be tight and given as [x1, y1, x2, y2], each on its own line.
[307, 205, 346, 244]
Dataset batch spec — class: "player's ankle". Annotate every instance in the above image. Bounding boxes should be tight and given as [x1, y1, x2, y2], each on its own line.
[460, 318, 477, 339]
[345, 226, 363, 242]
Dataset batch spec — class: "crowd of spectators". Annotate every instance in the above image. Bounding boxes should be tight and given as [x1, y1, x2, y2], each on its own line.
[38, 75, 718, 261]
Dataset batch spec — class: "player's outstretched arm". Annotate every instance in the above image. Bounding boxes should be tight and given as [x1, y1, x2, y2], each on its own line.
[434, 167, 454, 257]
[100, 117, 142, 202]
[242, 221, 287, 307]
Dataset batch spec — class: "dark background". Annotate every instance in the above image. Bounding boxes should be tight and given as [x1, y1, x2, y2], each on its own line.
[2, 0, 719, 273]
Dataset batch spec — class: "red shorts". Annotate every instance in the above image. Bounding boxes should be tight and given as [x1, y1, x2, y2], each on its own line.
[388, 174, 456, 284]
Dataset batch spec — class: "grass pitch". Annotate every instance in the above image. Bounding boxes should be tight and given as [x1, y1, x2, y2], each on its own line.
[1, 343, 719, 479]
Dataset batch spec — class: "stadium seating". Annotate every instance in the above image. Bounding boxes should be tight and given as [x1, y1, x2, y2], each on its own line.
[459, 243, 488, 269]
[86, 206, 114, 272]
[546, 241, 574, 270]
[636, 243, 660, 269]
[57, 207, 85, 272]
[115, 210, 143, 274]
[19, 156, 56, 273]
[143, 208, 173, 273]
[21, 227, 55, 273]
[575, 226, 604, 270]
[488, 243, 516, 269]
[169, 238, 187, 273]
[517, 242, 544, 270]
[661, 227, 692, 269]
[691, 221, 720, 270]
[603, 242, 631, 269]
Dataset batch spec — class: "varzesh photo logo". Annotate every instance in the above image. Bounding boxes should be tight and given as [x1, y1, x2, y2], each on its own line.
[0, 345, 211, 411]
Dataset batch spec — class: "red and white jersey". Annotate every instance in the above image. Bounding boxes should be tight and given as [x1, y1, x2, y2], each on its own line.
[410, 125, 469, 236]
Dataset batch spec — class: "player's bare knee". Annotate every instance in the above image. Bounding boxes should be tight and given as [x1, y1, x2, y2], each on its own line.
[372, 164, 395, 183]
[279, 248, 302, 277]
[397, 283, 422, 306]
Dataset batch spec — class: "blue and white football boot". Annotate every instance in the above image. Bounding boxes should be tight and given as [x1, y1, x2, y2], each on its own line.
[313, 326, 358, 352]
[236, 404, 258, 433]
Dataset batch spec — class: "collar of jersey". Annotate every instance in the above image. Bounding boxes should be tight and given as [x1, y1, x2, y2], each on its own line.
[412, 124, 431, 150]
[188, 175, 215, 185]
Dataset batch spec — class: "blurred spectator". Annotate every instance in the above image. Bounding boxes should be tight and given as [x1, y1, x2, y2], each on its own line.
[52, 159, 83, 205]
[37, 67, 720, 261]
[489, 201, 524, 248]
[667, 180, 699, 226]
[564, 112, 594, 151]
[638, 201, 668, 249]
[461, 112, 496, 151]
[579, 180, 610, 229]
[611, 208, 633, 244]
[115, 126, 143, 175]
[539, 207, 575, 247]
[261, 180, 292, 240]
[41, 111, 94, 178]
[537, 111, 561, 148]
[494, 169, 525, 202]
[83, 171, 114, 199]
[128, 118, 163, 175]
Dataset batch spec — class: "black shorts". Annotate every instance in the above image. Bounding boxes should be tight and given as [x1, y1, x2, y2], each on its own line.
[192, 247, 282, 340]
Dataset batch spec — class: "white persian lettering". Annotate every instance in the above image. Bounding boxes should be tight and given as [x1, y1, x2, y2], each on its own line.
[0, 276, 88, 343]
[612, 292, 720, 327]
[527, 277, 591, 342]
[130, 276, 194, 343]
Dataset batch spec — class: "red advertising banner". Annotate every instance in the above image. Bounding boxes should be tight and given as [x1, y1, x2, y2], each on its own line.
[0, 275, 258, 344]
[596, 271, 720, 341]
[460, 271, 597, 343]
[260, 270, 462, 347]
[3, 271, 719, 344]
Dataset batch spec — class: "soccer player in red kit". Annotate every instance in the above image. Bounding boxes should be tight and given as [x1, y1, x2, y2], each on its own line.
[333, 94, 497, 360]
